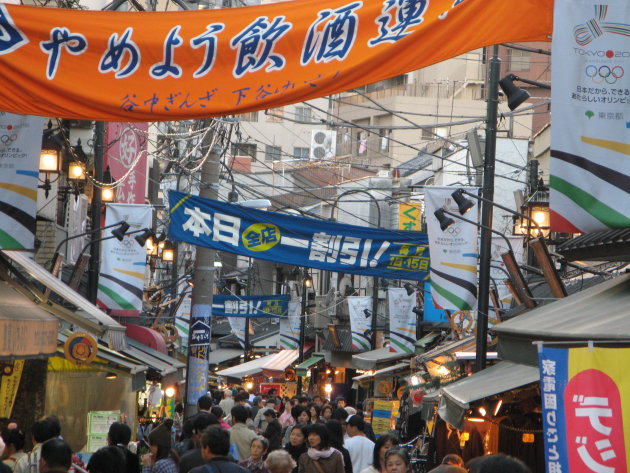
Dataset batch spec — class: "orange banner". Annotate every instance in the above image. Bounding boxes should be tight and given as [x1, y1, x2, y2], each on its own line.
[0, 0, 552, 121]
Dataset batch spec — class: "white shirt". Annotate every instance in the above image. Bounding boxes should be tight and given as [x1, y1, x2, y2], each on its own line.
[345, 435, 375, 473]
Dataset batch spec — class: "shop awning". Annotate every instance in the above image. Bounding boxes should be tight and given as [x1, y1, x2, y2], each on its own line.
[122, 338, 185, 385]
[417, 336, 476, 364]
[0, 250, 127, 350]
[295, 353, 324, 377]
[352, 347, 409, 370]
[352, 361, 410, 383]
[123, 324, 167, 353]
[56, 331, 147, 391]
[0, 281, 59, 359]
[438, 361, 539, 429]
[216, 349, 299, 379]
[493, 273, 630, 366]
[209, 348, 243, 365]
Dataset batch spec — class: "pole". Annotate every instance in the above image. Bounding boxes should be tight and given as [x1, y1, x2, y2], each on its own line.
[87, 121, 105, 304]
[184, 122, 220, 418]
[476, 45, 500, 373]
[244, 258, 252, 362]
[296, 268, 307, 395]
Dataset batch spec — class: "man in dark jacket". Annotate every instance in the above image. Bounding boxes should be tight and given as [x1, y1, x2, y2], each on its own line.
[190, 426, 249, 473]
[107, 422, 140, 473]
[179, 412, 220, 473]
[38, 439, 72, 473]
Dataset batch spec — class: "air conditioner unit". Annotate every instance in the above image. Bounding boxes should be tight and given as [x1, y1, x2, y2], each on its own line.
[310, 130, 337, 160]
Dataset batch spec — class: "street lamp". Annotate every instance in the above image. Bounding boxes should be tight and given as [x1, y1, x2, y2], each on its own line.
[39, 121, 63, 198]
[101, 166, 116, 203]
[498, 74, 551, 111]
[331, 189, 381, 350]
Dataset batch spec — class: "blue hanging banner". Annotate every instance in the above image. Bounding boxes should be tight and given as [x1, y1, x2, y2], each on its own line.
[212, 294, 290, 318]
[169, 191, 430, 281]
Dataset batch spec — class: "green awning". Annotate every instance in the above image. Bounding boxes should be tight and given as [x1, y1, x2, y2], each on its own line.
[295, 353, 324, 377]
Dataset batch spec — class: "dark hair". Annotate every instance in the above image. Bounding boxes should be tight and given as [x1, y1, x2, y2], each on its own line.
[193, 412, 219, 433]
[45, 416, 62, 437]
[197, 394, 214, 411]
[384, 449, 410, 468]
[330, 408, 348, 422]
[306, 424, 331, 450]
[263, 408, 277, 419]
[40, 438, 72, 470]
[2, 428, 25, 451]
[372, 434, 398, 470]
[210, 406, 224, 419]
[32, 419, 57, 444]
[467, 453, 532, 473]
[108, 422, 132, 446]
[345, 415, 365, 432]
[321, 405, 333, 417]
[87, 445, 126, 473]
[231, 405, 249, 424]
[201, 426, 230, 456]
[442, 454, 464, 466]
[175, 404, 184, 414]
[324, 420, 344, 450]
[298, 397, 308, 404]
[235, 392, 250, 403]
[307, 403, 321, 419]
[291, 405, 309, 423]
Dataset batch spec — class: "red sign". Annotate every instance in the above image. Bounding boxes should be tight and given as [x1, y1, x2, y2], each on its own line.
[565, 369, 627, 473]
[104, 123, 148, 205]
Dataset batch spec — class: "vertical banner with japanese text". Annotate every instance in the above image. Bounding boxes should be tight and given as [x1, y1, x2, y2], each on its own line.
[97, 203, 152, 316]
[0, 112, 43, 249]
[424, 187, 479, 310]
[279, 301, 301, 350]
[538, 345, 630, 473]
[347, 296, 372, 352]
[550, 0, 630, 232]
[228, 316, 246, 349]
[387, 288, 416, 354]
[104, 123, 148, 205]
[0, 360, 24, 418]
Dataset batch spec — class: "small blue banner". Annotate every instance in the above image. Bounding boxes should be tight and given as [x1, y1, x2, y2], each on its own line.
[169, 191, 430, 281]
[212, 294, 290, 318]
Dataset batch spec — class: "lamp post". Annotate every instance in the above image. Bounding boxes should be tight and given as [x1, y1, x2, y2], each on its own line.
[297, 267, 312, 395]
[331, 189, 381, 350]
[87, 122, 105, 304]
[476, 44, 501, 372]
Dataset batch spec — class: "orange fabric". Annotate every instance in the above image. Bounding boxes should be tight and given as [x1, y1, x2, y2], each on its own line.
[0, 0, 552, 121]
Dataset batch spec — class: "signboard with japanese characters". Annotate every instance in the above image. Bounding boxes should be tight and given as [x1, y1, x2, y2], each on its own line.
[0, 0, 551, 121]
[169, 191, 430, 281]
[212, 294, 290, 318]
[538, 345, 630, 473]
[0, 112, 43, 249]
[399, 203, 422, 231]
[104, 122, 148, 205]
[550, 0, 630, 233]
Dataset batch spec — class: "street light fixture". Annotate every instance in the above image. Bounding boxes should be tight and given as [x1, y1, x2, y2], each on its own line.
[101, 166, 116, 203]
[39, 121, 63, 198]
[499, 74, 551, 111]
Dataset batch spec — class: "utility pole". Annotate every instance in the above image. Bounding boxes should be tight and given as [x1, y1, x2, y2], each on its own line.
[184, 121, 221, 418]
[87, 122, 104, 303]
[476, 45, 500, 373]
[296, 268, 308, 395]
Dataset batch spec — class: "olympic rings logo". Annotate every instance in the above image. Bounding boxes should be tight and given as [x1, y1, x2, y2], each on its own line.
[0, 133, 17, 144]
[585, 64, 624, 84]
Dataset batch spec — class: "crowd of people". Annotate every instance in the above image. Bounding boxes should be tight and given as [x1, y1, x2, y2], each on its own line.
[0, 390, 532, 473]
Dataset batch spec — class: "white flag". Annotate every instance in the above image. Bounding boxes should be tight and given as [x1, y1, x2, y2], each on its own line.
[347, 296, 372, 351]
[97, 203, 152, 315]
[279, 301, 301, 350]
[425, 186, 479, 310]
[228, 316, 246, 349]
[388, 288, 417, 354]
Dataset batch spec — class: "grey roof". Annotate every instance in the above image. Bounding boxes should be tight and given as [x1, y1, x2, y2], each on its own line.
[396, 153, 433, 177]
[493, 273, 630, 365]
[556, 229, 630, 261]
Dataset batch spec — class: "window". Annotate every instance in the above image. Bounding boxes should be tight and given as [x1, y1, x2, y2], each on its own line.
[508, 49, 531, 72]
[295, 106, 311, 123]
[421, 127, 435, 140]
[231, 143, 257, 161]
[265, 145, 282, 161]
[379, 130, 391, 152]
[239, 111, 259, 122]
[293, 147, 310, 160]
[266, 107, 284, 122]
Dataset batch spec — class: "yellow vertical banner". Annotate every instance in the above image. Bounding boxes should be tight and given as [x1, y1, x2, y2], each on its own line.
[372, 400, 395, 435]
[399, 203, 422, 231]
[0, 360, 24, 418]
